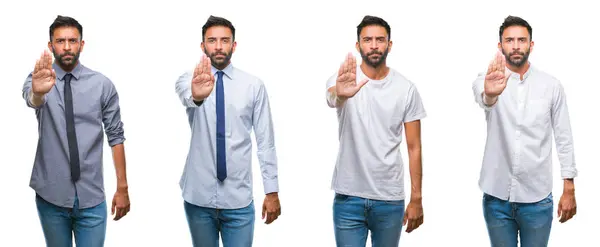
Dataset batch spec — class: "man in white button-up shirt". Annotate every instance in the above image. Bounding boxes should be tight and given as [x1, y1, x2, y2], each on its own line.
[472, 16, 578, 247]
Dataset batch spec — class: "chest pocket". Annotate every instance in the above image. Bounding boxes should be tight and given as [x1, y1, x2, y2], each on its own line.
[526, 99, 551, 127]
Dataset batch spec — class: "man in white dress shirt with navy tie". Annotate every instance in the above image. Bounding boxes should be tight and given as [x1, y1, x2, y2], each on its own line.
[472, 15, 578, 246]
[175, 15, 282, 247]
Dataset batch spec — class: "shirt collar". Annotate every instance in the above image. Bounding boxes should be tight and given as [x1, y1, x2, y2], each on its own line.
[210, 63, 234, 80]
[507, 63, 534, 83]
[53, 62, 83, 81]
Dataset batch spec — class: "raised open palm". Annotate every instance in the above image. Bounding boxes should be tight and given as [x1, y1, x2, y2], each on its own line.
[484, 51, 510, 97]
[31, 50, 56, 95]
[191, 56, 215, 100]
[336, 53, 369, 98]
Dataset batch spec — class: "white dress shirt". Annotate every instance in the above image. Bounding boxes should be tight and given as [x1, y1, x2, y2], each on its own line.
[472, 64, 577, 203]
[326, 66, 426, 201]
[175, 63, 279, 209]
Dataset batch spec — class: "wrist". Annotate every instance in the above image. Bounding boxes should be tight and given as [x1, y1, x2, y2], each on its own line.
[563, 179, 575, 194]
[266, 192, 278, 198]
[410, 192, 422, 202]
[116, 183, 129, 193]
[483, 93, 497, 103]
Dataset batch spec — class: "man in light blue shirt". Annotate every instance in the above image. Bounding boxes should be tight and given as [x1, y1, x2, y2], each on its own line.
[174, 15, 281, 247]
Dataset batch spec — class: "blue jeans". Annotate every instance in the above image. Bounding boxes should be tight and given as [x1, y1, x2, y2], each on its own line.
[333, 193, 405, 247]
[36, 194, 107, 247]
[184, 200, 255, 247]
[483, 193, 553, 247]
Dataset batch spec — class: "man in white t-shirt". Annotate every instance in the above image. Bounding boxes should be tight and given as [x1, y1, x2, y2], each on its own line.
[326, 15, 426, 247]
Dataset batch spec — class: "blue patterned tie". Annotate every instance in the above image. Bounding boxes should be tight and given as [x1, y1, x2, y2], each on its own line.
[215, 71, 227, 182]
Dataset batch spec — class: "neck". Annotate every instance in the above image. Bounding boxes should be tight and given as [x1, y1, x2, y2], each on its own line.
[360, 62, 389, 80]
[55, 60, 78, 73]
[213, 61, 231, 71]
[507, 61, 530, 80]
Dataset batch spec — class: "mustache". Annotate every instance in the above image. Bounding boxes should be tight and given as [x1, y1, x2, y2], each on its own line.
[509, 51, 525, 56]
[367, 51, 383, 56]
[210, 52, 228, 56]
[58, 52, 77, 57]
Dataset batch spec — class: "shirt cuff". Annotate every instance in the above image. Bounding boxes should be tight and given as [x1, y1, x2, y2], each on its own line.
[263, 178, 279, 194]
[561, 167, 578, 179]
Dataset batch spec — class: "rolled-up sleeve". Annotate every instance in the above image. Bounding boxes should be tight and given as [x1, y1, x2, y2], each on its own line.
[472, 72, 496, 111]
[22, 72, 48, 109]
[175, 71, 203, 108]
[101, 79, 125, 147]
[252, 80, 279, 194]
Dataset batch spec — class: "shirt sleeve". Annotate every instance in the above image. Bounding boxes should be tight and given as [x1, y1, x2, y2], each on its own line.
[22, 72, 48, 109]
[252, 80, 279, 194]
[403, 83, 427, 123]
[175, 71, 204, 108]
[101, 79, 126, 147]
[551, 82, 577, 179]
[472, 72, 497, 111]
[325, 73, 339, 108]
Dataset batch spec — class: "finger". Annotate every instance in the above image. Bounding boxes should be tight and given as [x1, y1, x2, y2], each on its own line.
[112, 200, 116, 215]
[267, 212, 275, 224]
[557, 203, 562, 217]
[406, 219, 415, 233]
[46, 50, 53, 68]
[345, 53, 352, 74]
[403, 212, 408, 226]
[356, 79, 369, 89]
[338, 61, 345, 77]
[487, 59, 494, 75]
[350, 55, 356, 75]
[51, 69, 56, 80]
[114, 208, 123, 220]
[262, 204, 266, 219]
[559, 209, 567, 223]
[203, 55, 211, 74]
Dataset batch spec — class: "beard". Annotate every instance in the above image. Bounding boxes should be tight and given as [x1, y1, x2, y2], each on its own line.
[359, 47, 389, 68]
[203, 45, 233, 70]
[52, 47, 80, 69]
[502, 48, 530, 68]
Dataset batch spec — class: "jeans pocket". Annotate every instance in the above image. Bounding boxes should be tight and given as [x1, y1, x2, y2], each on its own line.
[334, 193, 350, 204]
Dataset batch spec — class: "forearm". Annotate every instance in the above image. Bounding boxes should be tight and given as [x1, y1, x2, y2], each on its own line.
[407, 145, 423, 201]
[28, 90, 46, 108]
[111, 144, 128, 192]
[483, 93, 498, 106]
[326, 88, 348, 108]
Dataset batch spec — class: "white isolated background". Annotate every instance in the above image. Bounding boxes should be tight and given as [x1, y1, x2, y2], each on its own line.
[0, 0, 598, 246]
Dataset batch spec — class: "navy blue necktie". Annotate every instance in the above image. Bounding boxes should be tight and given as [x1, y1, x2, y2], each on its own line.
[64, 73, 81, 182]
[215, 71, 227, 182]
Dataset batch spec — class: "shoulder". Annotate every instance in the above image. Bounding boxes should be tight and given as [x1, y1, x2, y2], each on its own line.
[82, 65, 115, 88]
[390, 68, 418, 91]
[232, 66, 264, 87]
[531, 66, 562, 87]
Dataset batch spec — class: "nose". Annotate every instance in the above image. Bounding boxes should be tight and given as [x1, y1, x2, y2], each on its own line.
[370, 41, 378, 50]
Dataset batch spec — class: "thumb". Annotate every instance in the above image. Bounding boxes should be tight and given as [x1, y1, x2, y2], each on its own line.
[557, 202, 562, 217]
[403, 211, 408, 226]
[262, 203, 266, 219]
[112, 199, 116, 215]
[357, 79, 369, 88]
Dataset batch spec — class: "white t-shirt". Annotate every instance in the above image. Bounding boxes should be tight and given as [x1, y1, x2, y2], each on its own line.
[326, 65, 426, 201]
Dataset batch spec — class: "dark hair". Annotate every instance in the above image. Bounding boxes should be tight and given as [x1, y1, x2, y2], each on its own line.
[357, 15, 391, 41]
[202, 15, 235, 41]
[49, 15, 82, 41]
[499, 15, 532, 42]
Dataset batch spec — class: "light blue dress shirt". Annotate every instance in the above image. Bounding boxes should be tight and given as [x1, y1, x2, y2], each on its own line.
[175, 63, 279, 209]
